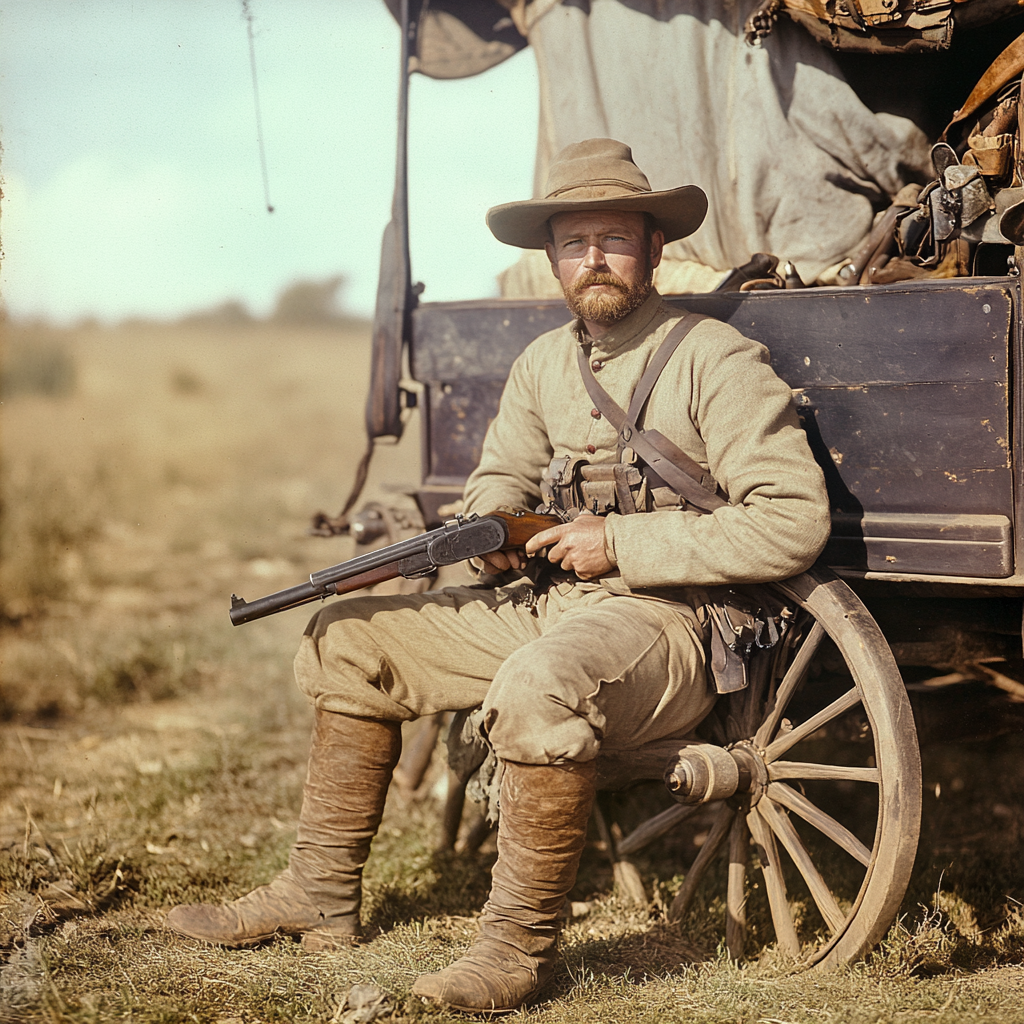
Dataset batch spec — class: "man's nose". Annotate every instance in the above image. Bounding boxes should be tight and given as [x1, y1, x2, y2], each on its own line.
[583, 244, 608, 269]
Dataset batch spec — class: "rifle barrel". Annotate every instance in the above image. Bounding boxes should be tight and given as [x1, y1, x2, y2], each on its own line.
[227, 511, 544, 627]
[308, 523, 446, 589]
[229, 580, 323, 625]
[230, 519, 460, 626]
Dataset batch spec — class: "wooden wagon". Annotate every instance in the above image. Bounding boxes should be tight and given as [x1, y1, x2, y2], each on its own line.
[328, 0, 1024, 972]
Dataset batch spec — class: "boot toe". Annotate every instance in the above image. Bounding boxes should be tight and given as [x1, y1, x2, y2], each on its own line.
[411, 940, 542, 1014]
[410, 972, 446, 1002]
[165, 904, 277, 948]
[412, 969, 502, 1013]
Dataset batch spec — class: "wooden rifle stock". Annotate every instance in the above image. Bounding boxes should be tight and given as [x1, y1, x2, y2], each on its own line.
[228, 508, 561, 626]
[489, 508, 564, 547]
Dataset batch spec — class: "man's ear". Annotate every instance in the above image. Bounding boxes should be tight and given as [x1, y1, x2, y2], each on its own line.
[544, 241, 561, 282]
[650, 229, 665, 270]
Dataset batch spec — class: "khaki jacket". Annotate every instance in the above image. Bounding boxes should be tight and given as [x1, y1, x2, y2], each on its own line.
[463, 289, 830, 590]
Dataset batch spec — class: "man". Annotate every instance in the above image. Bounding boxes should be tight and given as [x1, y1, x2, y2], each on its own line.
[166, 139, 830, 1013]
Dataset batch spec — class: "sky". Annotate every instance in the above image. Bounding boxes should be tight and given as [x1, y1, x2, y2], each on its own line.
[0, 0, 540, 323]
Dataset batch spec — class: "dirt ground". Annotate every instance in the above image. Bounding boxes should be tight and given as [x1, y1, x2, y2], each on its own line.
[2, 317, 1024, 1023]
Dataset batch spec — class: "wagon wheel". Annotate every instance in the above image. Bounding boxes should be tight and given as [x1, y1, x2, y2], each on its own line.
[666, 564, 921, 968]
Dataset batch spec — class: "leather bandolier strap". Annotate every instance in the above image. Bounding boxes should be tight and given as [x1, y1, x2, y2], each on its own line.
[942, 30, 1024, 141]
[576, 313, 727, 514]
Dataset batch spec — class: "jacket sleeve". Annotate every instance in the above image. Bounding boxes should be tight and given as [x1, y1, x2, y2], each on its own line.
[604, 325, 831, 587]
[463, 345, 554, 517]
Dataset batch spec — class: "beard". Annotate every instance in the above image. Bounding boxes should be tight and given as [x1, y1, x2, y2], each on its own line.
[562, 264, 654, 325]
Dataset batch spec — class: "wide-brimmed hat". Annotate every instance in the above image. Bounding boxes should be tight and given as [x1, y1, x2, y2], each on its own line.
[486, 138, 707, 250]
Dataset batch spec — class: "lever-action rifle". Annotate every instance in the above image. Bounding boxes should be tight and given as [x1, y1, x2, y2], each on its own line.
[229, 508, 561, 626]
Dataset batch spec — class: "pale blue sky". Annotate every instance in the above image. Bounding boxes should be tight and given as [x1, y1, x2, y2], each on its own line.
[0, 0, 539, 323]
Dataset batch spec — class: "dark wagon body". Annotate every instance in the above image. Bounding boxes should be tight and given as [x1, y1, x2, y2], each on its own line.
[354, 0, 1024, 971]
[364, 276, 1024, 967]
[412, 278, 1023, 590]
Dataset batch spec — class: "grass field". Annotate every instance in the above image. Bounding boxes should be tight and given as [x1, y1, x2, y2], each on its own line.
[2, 315, 1024, 1023]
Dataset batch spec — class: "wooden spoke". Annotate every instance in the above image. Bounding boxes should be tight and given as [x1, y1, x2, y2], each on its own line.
[758, 798, 846, 935]
[617, 802, 702, 857]
[668, 803, 735, 924]
[768, 762, 880, 784]
[753, 621, 826, 748]
[740, 641, 776, 739]
[592, 800, 647, 908]
[440, 773, 468, 851]
[726, 811, 749, 960]
[768, 782, 872, 867]
[455, 813, 493, 856]
[763, 686, 862, 763]
[393, 710, 447, 795]
[747, 806, 801, 956]
[613, 860, 648, 908]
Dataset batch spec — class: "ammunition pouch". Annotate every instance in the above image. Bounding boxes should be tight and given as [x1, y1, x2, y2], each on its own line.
[539, 454, 678, 516]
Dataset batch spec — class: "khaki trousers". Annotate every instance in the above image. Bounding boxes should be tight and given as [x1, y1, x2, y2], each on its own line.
[294, 581, 716, 765]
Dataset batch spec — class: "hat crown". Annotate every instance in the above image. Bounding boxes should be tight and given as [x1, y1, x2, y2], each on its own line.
[543, 138, 652, 201]
[485, 136, 706, 250]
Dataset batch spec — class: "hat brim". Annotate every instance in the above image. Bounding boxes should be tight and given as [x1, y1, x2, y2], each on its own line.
[486, 185, 708, 249]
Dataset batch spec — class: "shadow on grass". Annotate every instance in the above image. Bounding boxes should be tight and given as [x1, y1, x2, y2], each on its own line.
[363, 848, 496, 936]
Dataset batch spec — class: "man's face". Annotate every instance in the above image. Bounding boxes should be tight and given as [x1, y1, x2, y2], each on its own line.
[545, 210, 664, 327]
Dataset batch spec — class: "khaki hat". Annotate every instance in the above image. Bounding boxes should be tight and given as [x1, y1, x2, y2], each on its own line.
[486, 138, 707, 250]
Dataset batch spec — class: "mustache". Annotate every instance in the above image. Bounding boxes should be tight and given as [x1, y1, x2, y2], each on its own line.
[567, 271, 627, 294]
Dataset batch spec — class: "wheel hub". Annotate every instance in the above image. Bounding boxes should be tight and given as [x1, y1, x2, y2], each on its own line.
[664, 741, 768, 805]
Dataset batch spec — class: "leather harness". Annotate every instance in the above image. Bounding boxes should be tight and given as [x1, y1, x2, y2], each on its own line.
[575, 313, 726, 514]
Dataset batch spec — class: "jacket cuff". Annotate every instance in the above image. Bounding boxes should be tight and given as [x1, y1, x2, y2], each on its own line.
[603, 513, 620, 566]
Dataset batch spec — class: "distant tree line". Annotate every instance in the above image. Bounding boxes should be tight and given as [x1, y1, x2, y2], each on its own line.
[178, 276, 367, 327]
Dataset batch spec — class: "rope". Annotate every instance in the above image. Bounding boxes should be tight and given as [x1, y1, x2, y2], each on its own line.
[241, 0, 274, 213]
[308, 441, 376, 536]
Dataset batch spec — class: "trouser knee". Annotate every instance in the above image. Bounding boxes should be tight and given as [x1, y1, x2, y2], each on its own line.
[482, 653, 603, 765]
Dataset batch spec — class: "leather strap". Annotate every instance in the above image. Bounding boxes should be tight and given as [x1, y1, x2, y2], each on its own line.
[625, 314, 720, 491]
[625, 315, 703, 426]
[577, 314, 728, 514]
[580, 314, 703, 437]
[941, 30, 1024, 139]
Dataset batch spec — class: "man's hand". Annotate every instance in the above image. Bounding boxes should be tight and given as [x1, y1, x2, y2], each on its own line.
[524, 511, 614, 579]
[477, 548, 528, 575]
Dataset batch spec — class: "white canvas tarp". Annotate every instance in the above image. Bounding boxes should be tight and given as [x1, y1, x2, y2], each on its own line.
[500, 0, 932, 296]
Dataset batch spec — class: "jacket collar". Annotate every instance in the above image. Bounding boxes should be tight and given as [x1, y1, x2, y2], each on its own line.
[572, 288, 664, 356]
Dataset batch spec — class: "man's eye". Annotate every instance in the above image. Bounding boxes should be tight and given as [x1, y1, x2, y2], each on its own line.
[561, 238, 584, 250]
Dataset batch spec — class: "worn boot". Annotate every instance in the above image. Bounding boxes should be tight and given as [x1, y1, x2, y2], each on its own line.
[165, 710, 401, 949]
[412, 758, 596, 1013]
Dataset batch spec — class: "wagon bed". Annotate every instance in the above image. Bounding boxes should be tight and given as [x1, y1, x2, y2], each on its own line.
[410, 276, 1021, 588]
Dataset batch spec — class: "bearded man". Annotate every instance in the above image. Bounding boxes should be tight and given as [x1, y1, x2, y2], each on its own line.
[166, 139, 830, 1014]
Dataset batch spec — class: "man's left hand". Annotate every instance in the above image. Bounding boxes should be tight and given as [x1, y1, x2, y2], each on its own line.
[524, 511, 614, 579]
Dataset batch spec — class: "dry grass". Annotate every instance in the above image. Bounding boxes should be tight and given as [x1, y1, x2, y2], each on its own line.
[2, 317, 1024, 1022]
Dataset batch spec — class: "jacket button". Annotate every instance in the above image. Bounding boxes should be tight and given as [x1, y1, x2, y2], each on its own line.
[590, 408, 601, 419]
[591, 360, 603, 371]
[586, 444, 596, 454]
